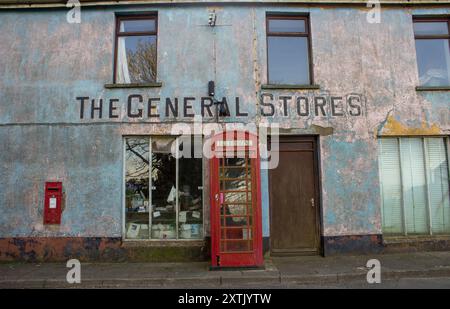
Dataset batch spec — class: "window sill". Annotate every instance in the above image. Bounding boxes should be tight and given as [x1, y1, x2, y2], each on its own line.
[122, 240, 205, 247]
[415, 86, 450, 92]
[383, 235, 450, 245]
[261, 84, 320, 90]
[104, 82, 162, 89]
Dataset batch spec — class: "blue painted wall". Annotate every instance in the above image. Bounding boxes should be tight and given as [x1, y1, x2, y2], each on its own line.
[0, 4, 449, 239]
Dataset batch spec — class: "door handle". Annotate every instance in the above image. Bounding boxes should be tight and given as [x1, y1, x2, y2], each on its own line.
[310, 198, 315, 208]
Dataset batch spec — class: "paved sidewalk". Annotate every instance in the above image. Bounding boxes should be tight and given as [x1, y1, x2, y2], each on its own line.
[1, 251, 450, 288]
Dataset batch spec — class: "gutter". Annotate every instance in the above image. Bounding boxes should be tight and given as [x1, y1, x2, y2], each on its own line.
[1, 0, 450, 10]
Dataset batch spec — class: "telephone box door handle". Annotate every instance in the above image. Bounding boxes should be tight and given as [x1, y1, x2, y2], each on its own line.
[215, 193, 224, 203]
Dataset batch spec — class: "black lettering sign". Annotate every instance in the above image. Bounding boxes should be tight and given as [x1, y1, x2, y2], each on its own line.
[296, 96, 309, 117]
[183, 97, 195, 118]
[279, 96, 291, 117]
[91, 98, 103, 119]
[127, 95, 143, 118]
[331, 97, 344, 117]
[148, 97, 160, 118]
[109, 99, 119, 119]
[314, 97, 327, 117]
[348, 95, 362, 116]
[201, 97, 214, 118]
[76, 96, 89, 119]
[165, 98, 178, 118]
[235, 97, 248, 117]
[261, 93, 275, 117]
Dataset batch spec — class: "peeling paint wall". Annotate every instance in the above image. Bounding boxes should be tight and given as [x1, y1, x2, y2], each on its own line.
[0, 4, 449, 242]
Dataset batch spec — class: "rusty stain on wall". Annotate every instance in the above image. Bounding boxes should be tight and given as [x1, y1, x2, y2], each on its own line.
[311, 124, 334, 136]
[380, 115, 442, 136]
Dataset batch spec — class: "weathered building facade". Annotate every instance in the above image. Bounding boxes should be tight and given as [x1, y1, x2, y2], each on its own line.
[0, 0, 449, 262]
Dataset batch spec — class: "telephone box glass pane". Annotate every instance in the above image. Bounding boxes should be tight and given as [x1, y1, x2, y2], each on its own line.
[125, 137, 150, 239]
[223, 191, 251, 203]
[221, 204, 250, 216]
[221, 227, 252, 240]
[220, 166, 251, 179]
[221, 240, 252, 252]
[222, 179, 251, 191]
[150, 137, 177, 239]
[219, 153, 253, 253]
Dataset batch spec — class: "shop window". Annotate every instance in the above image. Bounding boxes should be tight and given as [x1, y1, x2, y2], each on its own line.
[379, 137, 450, 235]
[114, 14, 158, 84]
[266, 14, 312, 85]
[413, 17, 450, 87]
[124, 136, 203, 240]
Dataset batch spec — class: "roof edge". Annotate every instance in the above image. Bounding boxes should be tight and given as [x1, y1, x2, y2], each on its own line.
[1, 0, 450, 10]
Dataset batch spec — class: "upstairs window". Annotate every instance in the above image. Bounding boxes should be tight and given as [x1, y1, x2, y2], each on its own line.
[413, 17, 450, 87]
[266, 15, 312, 85]
[114, 14, 158, 84]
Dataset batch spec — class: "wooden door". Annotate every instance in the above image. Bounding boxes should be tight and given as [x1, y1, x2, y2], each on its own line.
[269, 136, 320, 255]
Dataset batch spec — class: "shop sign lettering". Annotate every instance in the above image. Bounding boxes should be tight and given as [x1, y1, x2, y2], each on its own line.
[75, 93, 365, 120]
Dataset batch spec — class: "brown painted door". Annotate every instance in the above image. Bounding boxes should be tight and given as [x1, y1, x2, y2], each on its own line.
[269, 136, 320, 255]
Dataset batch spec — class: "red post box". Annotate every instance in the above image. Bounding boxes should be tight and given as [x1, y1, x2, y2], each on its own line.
[44, 182, 63, 225]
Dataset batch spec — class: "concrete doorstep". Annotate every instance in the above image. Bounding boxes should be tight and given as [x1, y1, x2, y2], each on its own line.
[1, 252, 450, 288]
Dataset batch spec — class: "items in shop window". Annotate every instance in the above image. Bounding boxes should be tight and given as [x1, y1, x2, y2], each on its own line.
[191, 224, 201, 237]
[151, 224, 176, 239]
[179, 223, 202, 239]
[126, 223, 140, 238]
[192, 211, 201, 219]
[179, 211, 187, 223]
[130, 191, 149, 213]
[160, 230, 176, 239]
[167, 186, 176, 203]
[180, 224, 192, 238]
[189, 197, 202, 210]
[178, 210, 202, 222]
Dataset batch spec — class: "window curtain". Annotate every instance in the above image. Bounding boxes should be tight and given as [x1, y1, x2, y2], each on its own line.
[400, 138, 428, 234]
[379, 138, 403, 234]
[425, 138, 450, 234]
[117, 23, 131, 83]
[379, 137, 450, 235]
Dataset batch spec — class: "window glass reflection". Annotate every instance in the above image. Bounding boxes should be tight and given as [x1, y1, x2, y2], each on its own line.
[120, 19, 156, 33]
[268, 36, 310, 85]
[268, 19, 306, 33]
[151, 137, 176, 239]
[124, 137, 203, 240]
[413, 22, 449, 35]
[116, 35, 157, 83]
[125, 138, 150, 239]
[178, 137, 203, 239]
[416, 39, 450, 86]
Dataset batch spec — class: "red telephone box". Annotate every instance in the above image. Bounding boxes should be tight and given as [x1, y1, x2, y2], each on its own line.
[44, 181, 63, 225]
[210, 131, 263, 268]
